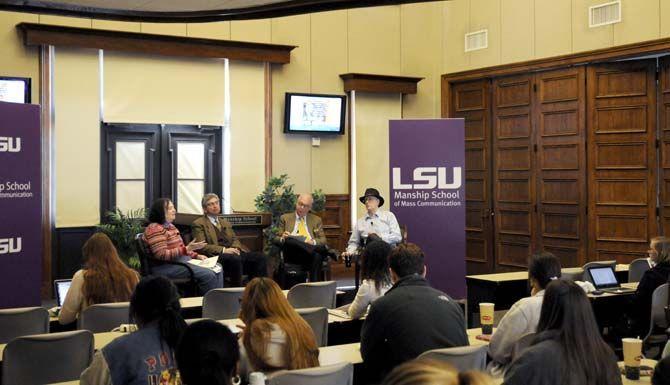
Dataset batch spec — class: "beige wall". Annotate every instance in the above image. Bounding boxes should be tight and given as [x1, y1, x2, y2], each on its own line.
[443, 0, 670, 73]
[5, 1, 670, 226]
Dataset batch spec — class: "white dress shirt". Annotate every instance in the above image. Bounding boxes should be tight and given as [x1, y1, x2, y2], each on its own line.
[346, 209, 402, 254]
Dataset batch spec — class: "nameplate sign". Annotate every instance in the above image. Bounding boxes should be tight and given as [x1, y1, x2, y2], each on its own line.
[221, 214, 263, 226]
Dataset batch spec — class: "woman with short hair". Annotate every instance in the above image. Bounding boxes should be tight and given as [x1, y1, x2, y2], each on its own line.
[238, 277, 319, 377]
[59, 232, 139, 325]
[503, 279, 622, 385]
[630, 236, 670, 337]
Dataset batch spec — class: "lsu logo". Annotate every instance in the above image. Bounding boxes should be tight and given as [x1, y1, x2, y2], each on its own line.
[0, 237, 22, 254]
[392, 167, 462, 190]
[0, 137, 21, 153]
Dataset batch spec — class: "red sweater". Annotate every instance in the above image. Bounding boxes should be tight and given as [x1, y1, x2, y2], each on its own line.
[144, 223, 196, 261]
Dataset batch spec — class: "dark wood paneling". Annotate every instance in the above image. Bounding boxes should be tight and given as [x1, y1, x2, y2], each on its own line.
[450, 80, 494, 274]
[18, 23, 295, 63]
[318, 194, 351, 252]
[660, 58, 670, 235]
[535, 67, 586, 269]
[339, 73, 423, 94]
[587, 60, 657, 264]
[493, 74, 535, 270]
[54, 227, 96, 280]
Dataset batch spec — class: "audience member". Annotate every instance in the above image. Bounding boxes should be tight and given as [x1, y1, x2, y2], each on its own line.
[59, 233, 139, 325]
[238, 277, 319, 377]
[346, 239, 393, 319]
[80, 276, 187, 385]
[177, 319, 240, 385]
[276, 193, 331, 281]
[653, 355, 670, 385]
[630, 236, 670, 337]
[342, 188, 401, 260]
[192, 193, 267, 286]
[144, 198, 222, 295]
[361, 243, 469, 383]
[487, 252, 561, 374]
[382, 358, 493, 385]
[503, 279, 622, 385]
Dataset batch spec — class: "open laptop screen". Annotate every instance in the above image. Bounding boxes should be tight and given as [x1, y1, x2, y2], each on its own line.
[588, 266, 619, 289]
[54, 279, 72, 307]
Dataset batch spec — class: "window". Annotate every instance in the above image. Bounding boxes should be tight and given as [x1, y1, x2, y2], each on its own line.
[101, 123, 222, 217]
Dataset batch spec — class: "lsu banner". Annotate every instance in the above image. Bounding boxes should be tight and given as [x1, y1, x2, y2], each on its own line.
[0, 101, 42, 308]
[389, 119, 465, 298]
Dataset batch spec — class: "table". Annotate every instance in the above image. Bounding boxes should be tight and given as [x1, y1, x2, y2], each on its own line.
[465, 264, 629, 327]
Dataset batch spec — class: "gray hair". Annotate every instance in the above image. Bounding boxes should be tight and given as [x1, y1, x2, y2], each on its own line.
[201, 193, 220, 208]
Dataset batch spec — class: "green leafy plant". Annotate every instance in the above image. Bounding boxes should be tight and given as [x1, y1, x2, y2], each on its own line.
[97, 208, 147, 270]
[254, 175, 327, 258]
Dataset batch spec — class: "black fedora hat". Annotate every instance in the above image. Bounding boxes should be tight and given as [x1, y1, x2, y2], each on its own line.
[359, 188, 384, 207]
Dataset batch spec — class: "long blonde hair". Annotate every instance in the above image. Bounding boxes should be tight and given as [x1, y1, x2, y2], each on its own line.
[239, 278, 319, 371]
[382, 359, 493, 385]
[82, 233, 139, 305]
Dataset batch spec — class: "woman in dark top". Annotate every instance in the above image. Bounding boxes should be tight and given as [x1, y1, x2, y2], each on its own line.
[503, 279, 621, 385]
[631, 236, 670, 337]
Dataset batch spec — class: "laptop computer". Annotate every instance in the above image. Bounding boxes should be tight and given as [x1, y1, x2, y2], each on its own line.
[587, 266, 635, 294]
[54, 279, 72, 307]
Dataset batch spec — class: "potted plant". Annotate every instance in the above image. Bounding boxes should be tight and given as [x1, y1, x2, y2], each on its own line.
[97, 208, 147, 269]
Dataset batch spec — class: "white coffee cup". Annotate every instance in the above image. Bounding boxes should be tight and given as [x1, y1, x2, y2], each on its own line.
[249, 371, 266, 385]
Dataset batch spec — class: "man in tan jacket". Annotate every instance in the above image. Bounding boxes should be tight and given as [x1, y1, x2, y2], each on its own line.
[276, 193, 333, 281]
[191, 193, 267, 286]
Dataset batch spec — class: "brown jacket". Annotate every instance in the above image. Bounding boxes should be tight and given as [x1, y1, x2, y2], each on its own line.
[191, 215, 245, 257]
[277, 212, 327, 246]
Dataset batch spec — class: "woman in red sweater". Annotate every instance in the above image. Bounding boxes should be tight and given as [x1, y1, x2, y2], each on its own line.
[144, 198, 222, 295]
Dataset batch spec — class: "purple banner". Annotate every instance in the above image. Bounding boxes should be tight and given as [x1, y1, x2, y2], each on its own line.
[389, 119, 465, 298]
[0, 101, 42, 308]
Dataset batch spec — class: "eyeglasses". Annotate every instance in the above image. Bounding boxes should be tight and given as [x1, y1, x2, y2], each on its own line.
[206, 200, 220, 206]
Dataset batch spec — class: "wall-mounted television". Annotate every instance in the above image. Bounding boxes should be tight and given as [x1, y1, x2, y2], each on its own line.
[284, 92, 346, 135]
[0, 77, 31, 104]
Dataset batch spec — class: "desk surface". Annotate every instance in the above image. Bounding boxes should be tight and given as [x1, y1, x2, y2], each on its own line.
[467, 264, 629, 283]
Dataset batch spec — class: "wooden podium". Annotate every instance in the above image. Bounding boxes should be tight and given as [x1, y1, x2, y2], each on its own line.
[174, 212, 271, 252]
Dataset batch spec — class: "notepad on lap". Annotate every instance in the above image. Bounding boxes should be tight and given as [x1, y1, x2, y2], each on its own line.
[188, 256, 219, 269]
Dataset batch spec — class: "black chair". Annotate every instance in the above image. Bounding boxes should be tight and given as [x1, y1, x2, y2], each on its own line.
[135, 233, 198, 296]
[274, 246, 331, 289]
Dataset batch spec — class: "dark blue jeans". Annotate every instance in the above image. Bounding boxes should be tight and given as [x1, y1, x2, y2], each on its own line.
[151, 256, 223, 295]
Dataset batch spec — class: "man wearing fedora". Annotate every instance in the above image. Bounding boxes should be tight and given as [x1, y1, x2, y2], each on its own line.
[341, 188, 402, 259]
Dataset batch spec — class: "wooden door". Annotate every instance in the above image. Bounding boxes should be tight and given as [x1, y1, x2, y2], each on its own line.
[534, 67, 587, 268]
[449, 80, 494, 274]
[492, 74, 535, 271]
[660, 57, 670, 234]
[587, 60, 657, 263]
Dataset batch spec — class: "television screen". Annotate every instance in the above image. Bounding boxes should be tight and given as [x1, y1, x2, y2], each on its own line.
[0, 77, 31, 103]
[284, 92, 346, 135]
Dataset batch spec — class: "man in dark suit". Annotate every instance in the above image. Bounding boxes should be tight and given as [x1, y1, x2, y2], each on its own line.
[276, 193, 332, 281]
[191, 193, 267, 287]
